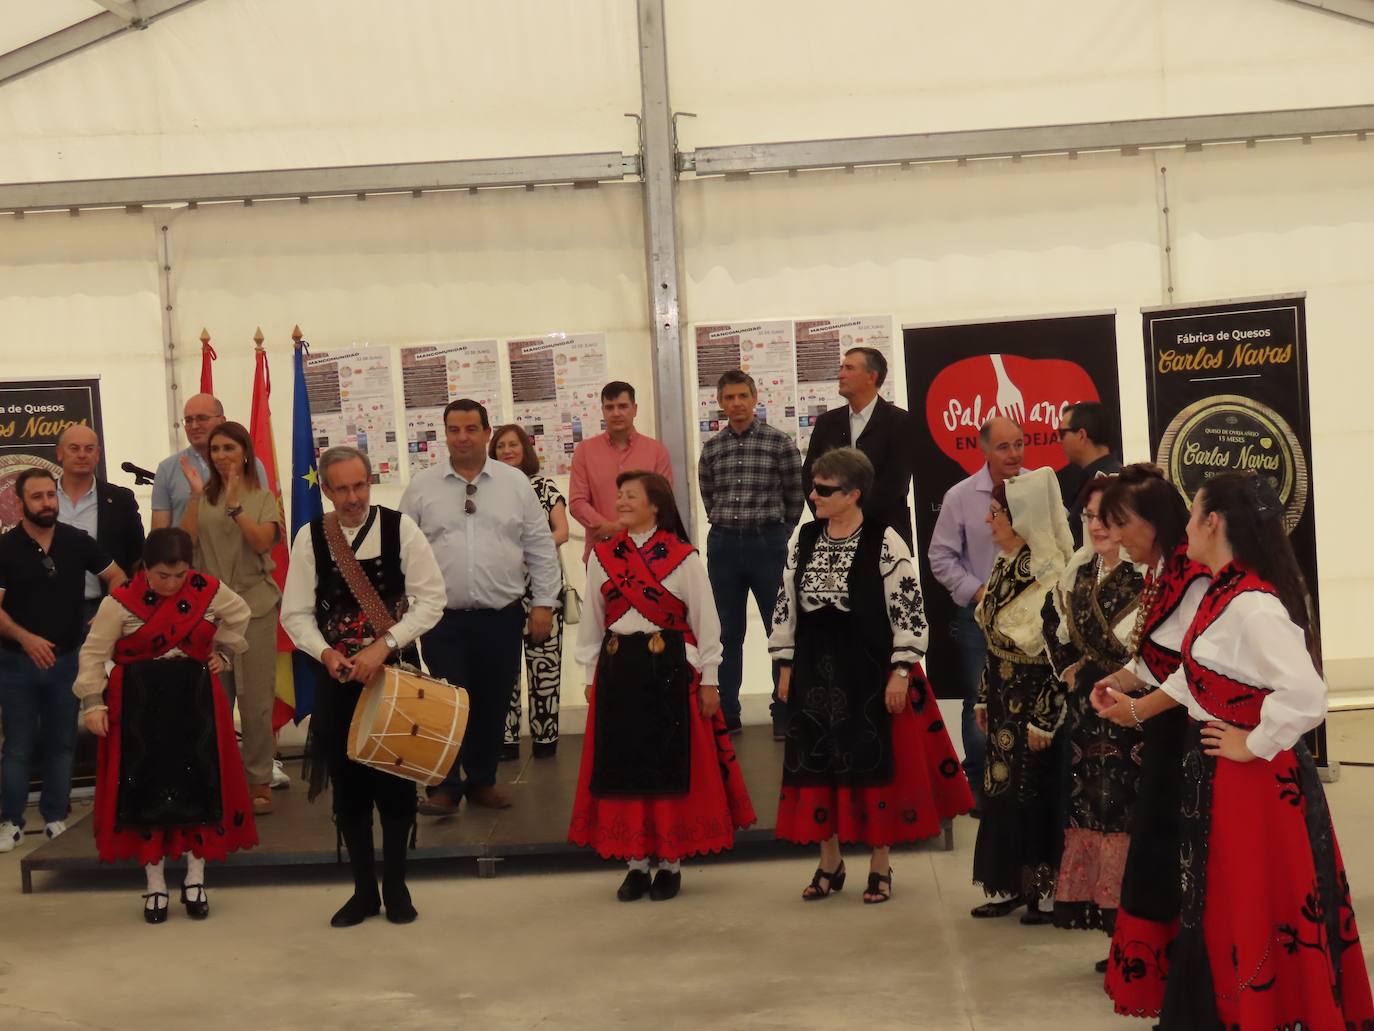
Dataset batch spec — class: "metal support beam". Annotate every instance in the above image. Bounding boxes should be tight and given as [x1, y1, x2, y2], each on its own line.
[637, 0, 693, 522]
[0, 152, 638, 212]
[684, 104, 1374, 176]
[1283, 0, 1374, 27]
[0, 1, 206, 87]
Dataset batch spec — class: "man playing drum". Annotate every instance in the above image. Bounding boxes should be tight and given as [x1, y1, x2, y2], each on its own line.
[281, 446, 446, 927]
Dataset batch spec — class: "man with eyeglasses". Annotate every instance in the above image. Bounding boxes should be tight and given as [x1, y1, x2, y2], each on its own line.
[150, 393, 268, 529]
[1055, 401, 1123, 548]
[400, 399, 561, 816]
[0, 468, 125, 852]
[928, 415, 1025, 812]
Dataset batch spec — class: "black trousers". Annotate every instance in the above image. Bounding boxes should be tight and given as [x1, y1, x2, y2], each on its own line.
[420, 602, 525, 796]
[321, 675, 418, 829]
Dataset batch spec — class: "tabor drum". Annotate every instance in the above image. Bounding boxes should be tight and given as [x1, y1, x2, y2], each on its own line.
[347, 665, 469, 786]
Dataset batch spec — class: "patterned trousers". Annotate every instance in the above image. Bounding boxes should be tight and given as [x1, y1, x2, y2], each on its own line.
[504, 605, 565, 746]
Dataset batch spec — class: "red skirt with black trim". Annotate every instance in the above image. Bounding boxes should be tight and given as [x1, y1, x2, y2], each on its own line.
[93, 666, 258, 866]
[568, 682, 756, 862]
[775, 669, 974, 847]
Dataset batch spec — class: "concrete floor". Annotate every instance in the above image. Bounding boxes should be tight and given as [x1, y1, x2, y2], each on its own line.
[3, 713, 1374, 1030]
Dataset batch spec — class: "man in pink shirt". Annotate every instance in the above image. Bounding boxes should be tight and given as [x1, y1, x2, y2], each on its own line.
[569, 381, 674, 561]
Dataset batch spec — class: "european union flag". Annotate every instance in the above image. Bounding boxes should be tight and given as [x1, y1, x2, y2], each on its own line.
[290, 339, 324, 720]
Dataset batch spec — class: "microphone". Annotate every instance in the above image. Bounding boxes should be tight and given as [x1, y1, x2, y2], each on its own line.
[121, 461, 157, 486]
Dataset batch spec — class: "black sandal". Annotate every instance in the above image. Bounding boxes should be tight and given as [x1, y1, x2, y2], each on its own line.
[143, 891, 169, 924]
[863, 868, 893, 904]
[801, 860, 846, 900]
[181, 883, 209, 920]
[970, 896, 1025, 918]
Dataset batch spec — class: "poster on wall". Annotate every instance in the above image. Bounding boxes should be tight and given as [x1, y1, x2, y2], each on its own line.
[795, 316, 895, 448]
[400, 341, 503, 475]
[507, 333, 608, 476]
[0, 377, 105, 531]
[1141, 293, 1324, 755]
[693, 321, 797, 445]
[302, 347, 400, 484]
[903, 313, 1121, 697]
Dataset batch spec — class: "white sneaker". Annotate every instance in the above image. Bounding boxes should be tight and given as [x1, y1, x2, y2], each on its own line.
[45, 820, 67, 840]
[271, 757, 291, 790]
[0, 821, 20, 853]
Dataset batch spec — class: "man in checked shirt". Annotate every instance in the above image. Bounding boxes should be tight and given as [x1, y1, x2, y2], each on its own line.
[698, 370, 803, 738]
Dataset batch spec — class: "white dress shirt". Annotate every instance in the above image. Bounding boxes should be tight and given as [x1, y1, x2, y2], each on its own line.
[280, 507, 447, 661]
[848, 395, 878, 444]
[57, 476, 101, 600]
[576, 528, 723, 686]
[399, 456, 562, 611]
[1157, 590, 1327, 762]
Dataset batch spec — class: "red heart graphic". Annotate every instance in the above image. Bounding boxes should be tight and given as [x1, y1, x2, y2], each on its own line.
[925, 354, 1100, 475]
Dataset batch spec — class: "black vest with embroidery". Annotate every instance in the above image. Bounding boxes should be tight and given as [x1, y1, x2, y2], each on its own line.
[310, 506, 406, 654]
[793, 520, 892, 667]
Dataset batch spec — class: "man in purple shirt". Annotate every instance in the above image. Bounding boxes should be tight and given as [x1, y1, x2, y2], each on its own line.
[928, 416, 1024, 804]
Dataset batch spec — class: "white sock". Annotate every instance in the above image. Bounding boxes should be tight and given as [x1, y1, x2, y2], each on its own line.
[144, 861, 166, 906]
[627, 858, 650, 873]
[185, 855, 206, 899]
[656, 859, 680, 874]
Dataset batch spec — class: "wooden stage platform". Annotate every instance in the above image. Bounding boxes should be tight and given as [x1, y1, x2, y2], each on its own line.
[18, 726, 955, 893]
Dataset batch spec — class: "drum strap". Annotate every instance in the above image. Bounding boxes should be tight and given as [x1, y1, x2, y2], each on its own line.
[321, 512, 397, 638]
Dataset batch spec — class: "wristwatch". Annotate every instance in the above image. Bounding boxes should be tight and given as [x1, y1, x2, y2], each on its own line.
[225, 505, 244, 520]
[894, 665, 910, 678]
[383, 631, 399, 651]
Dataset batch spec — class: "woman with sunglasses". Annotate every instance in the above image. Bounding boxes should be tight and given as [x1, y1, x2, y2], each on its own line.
[1088, 463, 1210, 1020]
[970, 466, 1075, 923]
[1143, 471, 1372, 1029]
[1039, 475, 1144, 962]
[74, 528, 257, 923]
[568, 471, 755, 901]
[770, 448, 972, 904]
[179, 421, 284, 817]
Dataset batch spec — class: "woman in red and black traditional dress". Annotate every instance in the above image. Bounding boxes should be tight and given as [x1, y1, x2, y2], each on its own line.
[1090, 464, 1210, 1018]
[769, 448, 973, 904]
[1122, 471, 1372, 1029]
[74, 528, 257, 923]
[569, 471, 755, 902]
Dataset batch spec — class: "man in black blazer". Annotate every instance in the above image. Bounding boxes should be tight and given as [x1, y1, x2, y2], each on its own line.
[802, 347, 915, 547]
[55, 426, 143, 615]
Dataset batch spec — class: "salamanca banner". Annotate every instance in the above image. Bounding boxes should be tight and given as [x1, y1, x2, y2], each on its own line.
[0, 377, 105, 532]
[903, 313, 1121, 697]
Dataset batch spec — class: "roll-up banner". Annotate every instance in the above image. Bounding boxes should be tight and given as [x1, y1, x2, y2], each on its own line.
[1141, 293, 1327, 764]
[903, 314, 1122, 697]
[0, 377, 105, 533]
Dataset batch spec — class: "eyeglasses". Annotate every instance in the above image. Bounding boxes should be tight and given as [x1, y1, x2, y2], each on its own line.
[40, 555, 57, 579]
[1057, 425, 1082, 440]
[464, 481, 478, 515]
[988, 505, 1009, 520]
[184, 415, 218, 425]
[811, 483, 849, 497]
[1082, 511, 1106, 526]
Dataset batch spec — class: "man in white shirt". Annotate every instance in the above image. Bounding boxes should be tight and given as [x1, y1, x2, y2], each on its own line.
[400, 400, 562, 816]
[281, 445, 445, 927]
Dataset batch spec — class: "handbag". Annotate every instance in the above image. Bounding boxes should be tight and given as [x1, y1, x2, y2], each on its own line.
[562, 583, 582, 625]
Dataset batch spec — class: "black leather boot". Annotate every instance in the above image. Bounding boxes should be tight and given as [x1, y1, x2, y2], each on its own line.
[380, 817, 417, 924]
[331, 819, 381, 927]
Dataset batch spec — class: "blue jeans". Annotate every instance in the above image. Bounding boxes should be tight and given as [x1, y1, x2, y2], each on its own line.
[0, 648, 80, 827]
[951, 603, 988, 795]
[420, 603, 525, 797]
[706, 523, 790, 726]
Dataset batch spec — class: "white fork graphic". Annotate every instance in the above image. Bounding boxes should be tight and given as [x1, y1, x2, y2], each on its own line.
[989, 354, 1026, 425]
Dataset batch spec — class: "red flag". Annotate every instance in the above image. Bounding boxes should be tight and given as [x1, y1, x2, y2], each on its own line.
[248, 328, 298, 731]
[199, 328, 217, 393]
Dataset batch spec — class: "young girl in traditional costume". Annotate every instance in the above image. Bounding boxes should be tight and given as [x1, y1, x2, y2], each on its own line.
[75, 527, 257, 923]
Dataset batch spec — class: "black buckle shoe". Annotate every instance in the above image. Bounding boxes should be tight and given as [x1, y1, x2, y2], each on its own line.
[330, 891, 382, 927]
[180, 883, 209, 919]
[648, 869, 681, 902]
[143, 891, 169, 924]
[617, 869, 652, 902]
